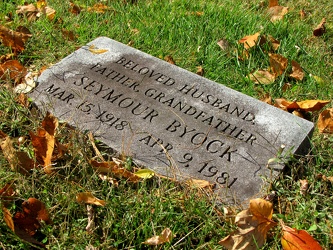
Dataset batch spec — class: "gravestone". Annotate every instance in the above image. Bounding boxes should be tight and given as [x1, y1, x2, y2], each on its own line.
[29, 37, 314, 205]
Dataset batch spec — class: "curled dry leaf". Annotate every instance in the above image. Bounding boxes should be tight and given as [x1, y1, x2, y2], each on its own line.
[164, 55, 176, 65]
[281, 222, 322, 250]
[239, 32, 260, 49]
[219, 198, 277, 249]
[14, 71, 37, 93]
[278, 99, 330, 112]
[317, 108, 333, 134]
[269, 53, 288, 77]
[268, 6, 289, 22]
[217, 38, 230, 51]
[134, 169, 155, 179]
[16, 4, 39, 21]
[249, 70, 276, 84]
[76, 192, 106, 206]
[196, 66, 204, 76]
[88, 45, 108, 54]
[0, 25, 32, 53]
[143, 228, 173, 245]
[186, 179, 213, 189]
[313, 18, 326, 37]
[299, 179, 309, 195]
[289, 60, 304, 81]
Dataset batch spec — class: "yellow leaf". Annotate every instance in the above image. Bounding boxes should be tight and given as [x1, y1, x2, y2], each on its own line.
[76, 192, 106, 206]
[88, 45, 108, 54]
[249, 69, 276, 84]
[134, 169, 155, 179]
[186, 179, 212, 189]
[239, 32, 260, 49]
[143, 228, 173, 245]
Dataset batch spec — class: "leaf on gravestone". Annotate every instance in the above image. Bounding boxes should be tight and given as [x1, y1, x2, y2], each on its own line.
[90, 159, 141, 183]
[87, 3, 110, 13]
[317, 108, 333, 134]
[143, 228, 173, 245]
[0, 60, 27, 84]
[76, 192, 106, 206]
[313, 18, 326, 37]
[88, 45, 108, 54]
[281, 222, 323, 250]
[219, 198, 277, 250]
[185, 179, 213, 189]
[289, 60, 304, 81]
[0, 25, 32, 53]
[249, 70, 276, 84]
[16, 3, 39, 21]
[269, 53, 288, 77]
[268, 5, 289, 22]
[30, 112, 58, 174]
[134, 169, 155, 179]
[238, 32, 260, 49]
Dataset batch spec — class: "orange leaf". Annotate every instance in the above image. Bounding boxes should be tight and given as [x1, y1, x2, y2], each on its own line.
[313, 18, 326, 37]
[41, 112, 58, 136]
[87, 3, 110, 13]
[281, 223, 322, 250]
[275, 99, 330, 112]
[269, 0, 279, 7]
[76, 192, 106, 206]
[69, 2, 81, 15]
[239, 32, 260, 49]
[2, 206, 15, 232]
[0, 25, 32, 53]
[317, 108, 333, 134]
[22, 198, 52, 224]
[269, 53, 288, 77]
[289, 60, 304, 81]
[0, 60, 27, 84]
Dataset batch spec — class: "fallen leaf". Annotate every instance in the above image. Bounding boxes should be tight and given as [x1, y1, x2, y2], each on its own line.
[36, 0, 47, 10]
[44, 6, 56, 21]
[16, 4, 39, 21]
[260, 93, 272, 105]
[269, 0, 279, 7]
[143, 228, 173, 245]
[87, 3, 110, 13]
[249, 69, 276, 84]
[289, 60, 304, 81]
[0, 60, 27, 84]
[217, 38, 230, 51]
[239, 32, 260, 49]
[299, 179, 309, 195]
[76, 192, 106, 206]
[164, 55, 175, 65]
[186, 179, 212, 189]
[3, 206, 15, 232]
[88, 45, 108, 54]
[299, 9, 307, 19]
[196, 66, 204, 76]
[134, 169, 155, 179]
[0, 25, 32, 53]
[261, 35, 280, 51]
[268, 6, 288, 22]
[0, 182, 15, 207]
[317, 108, 333, 134]
[22, 198, 52, 224]
[14, 71, 37, 93]
[219, 198, 277, 249]
[269, 53, 288, 77]
[69, 2, 81, 15]
[313, 18, 326, 37]
[281, 222, 322, 250]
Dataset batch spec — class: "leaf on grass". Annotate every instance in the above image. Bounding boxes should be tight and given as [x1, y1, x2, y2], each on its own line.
[134, 169, 155, 179]
[0, 182, 15, 207]
[0, 60, 27, 84]
[249, 70, 276, 84]
[87, 3, 110, 13]
[143, 228, 173, 245]
[88, 45, 108, 54]
[0, 25, 32, 53]
[30, 112, 58, 174]
[268, 6, 289, 22]
[260, 35, 280, 51]
[299, 179, 309, 195]
[269, 0, 279, 8]
[69, 2, 81, 15]
[313, 18, 326, 37]
[317, 108, 333, 134]
[239, 32, 260, 49]
[164, 55, 176, 65]
[281, 222, 322, 250]
[260, 93, 272, 105]
[76, 192, 106, 206]
[90, 159, 141, 183]
[3, 206, 15, 232]
[219, 198, 277, 249]
[289, 60, 304, 81]
[14, 71, 37, 93]
[196, 66, 204, 76]
[61, 29, 77, 41]
[16, 4, 39, 21]
[275, 99, 330, 112]
[217, 38, 230, 51]
[269, 53, 288, 77]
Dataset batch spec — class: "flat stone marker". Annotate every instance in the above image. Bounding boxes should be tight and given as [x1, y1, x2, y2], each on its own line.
[29, 37, 314, 205]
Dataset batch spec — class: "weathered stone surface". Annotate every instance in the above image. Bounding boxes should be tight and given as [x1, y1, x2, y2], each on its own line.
[29, 37, 314, 205]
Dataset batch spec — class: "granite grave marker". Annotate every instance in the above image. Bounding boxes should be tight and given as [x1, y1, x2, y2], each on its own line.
[29, 37, 314, 205]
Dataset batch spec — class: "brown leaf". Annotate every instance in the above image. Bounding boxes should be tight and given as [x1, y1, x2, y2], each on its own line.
[87, 3, 110, 13]
[61, 29, 77, 41]
[22, 198, 52, 224]
[313, 18, 326, 37]
[3, 206, 15, 232]
[143, 228, 173, 245]
[16, 4, 39, 21]
[0, 25, 32, 53]
[281, 222, 322, 250]
[196, 66, 204, 76]
[76, 192, 106, 206]
[0, 182, 15, 207]
[275, 98, 330, 112]
[268, 6, 288, 22]
[90, 159, 141, 183]
[289, 60, 304, 81]
[249, 69, 276, 84]
[69, 2, 81, 15]
[217, 38, 230, 51]
[299, 179, 309, 195]
[88, 45, 108, 54]
[260, 93, 272, 105]
[239, 32, 260, 49]
[164, 55, 176, 65]
[219, 198, 277, 249]
[269, 0, 279, 7]
[317, 108, 333, 134]
[269, 53, 288, 77]
[0, 60, 27, 84]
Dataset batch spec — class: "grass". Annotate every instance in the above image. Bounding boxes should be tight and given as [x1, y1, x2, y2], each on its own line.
[0, 0, 333, 249]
